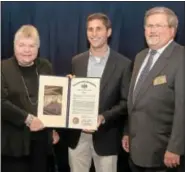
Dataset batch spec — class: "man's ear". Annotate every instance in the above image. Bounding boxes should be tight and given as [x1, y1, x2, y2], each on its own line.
[107, 28, 112, 38]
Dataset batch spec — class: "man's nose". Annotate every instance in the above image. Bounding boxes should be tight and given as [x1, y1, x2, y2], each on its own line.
[92, 30, 97, 37]
[150, 26, 158, 32]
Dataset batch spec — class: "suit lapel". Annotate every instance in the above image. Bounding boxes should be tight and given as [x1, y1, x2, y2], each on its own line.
[78, 51, 89, 77]
[78, 50, 116, 91]
[133, 41, 177, 106]
[128, 50, 148, 109]
[100, 49, 116, 92]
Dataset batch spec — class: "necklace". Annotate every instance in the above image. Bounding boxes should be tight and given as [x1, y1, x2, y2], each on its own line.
[21, 67, 39, 106]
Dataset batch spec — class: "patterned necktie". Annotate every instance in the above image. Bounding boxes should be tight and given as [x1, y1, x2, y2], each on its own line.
[133, 50, 157, 103]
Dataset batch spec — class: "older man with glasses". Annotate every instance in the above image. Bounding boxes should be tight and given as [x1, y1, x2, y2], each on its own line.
[122, 6, 185, 172]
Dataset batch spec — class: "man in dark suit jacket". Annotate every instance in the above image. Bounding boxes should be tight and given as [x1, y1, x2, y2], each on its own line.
[122, 7, 185, 172]
[67, 13, 132, 172]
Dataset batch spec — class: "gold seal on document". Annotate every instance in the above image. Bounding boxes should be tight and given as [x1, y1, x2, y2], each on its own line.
[73, 117, 79, 124]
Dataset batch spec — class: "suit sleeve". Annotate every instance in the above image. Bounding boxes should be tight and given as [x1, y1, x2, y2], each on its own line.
[102, 61, 132, 122]
[1, 72, 28, 126]
[123, 60, 135, 136]
[71, 57, 76, 74]
[167, 53, 185, 155]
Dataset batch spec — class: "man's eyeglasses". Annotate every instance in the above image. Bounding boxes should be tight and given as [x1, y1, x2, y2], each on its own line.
[145, 24, 169, 29]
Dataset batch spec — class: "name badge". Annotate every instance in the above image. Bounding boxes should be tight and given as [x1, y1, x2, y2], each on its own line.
[153, 75, 167, 85]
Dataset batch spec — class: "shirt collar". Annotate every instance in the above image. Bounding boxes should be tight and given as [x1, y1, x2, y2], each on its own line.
[89, 46, 110, 63]
[149, 39, 173, 55]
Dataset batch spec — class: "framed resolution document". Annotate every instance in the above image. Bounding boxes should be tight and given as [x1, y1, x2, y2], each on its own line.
[37, 75, 100, 130]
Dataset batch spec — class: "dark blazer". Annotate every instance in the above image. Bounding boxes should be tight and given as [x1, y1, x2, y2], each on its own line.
[66, 49, 132, 155]
[127, 41, 185, 167]
[1, 57, 53, 157]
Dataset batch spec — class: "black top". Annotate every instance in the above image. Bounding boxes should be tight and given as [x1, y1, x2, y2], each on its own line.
[1, 57, 53, 156]
[19, 64, 39, 115]
[18, 63, 49, 140]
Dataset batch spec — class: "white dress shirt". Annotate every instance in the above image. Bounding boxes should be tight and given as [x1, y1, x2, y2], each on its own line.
[134, 39, 173, 90]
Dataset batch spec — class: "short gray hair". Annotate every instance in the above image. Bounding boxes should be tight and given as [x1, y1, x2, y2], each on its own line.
[144, 7, 178, 29]
[14, 25, 40, 48]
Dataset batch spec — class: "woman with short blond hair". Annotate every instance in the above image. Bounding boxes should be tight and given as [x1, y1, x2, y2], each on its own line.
[1, 25, 59, 172]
